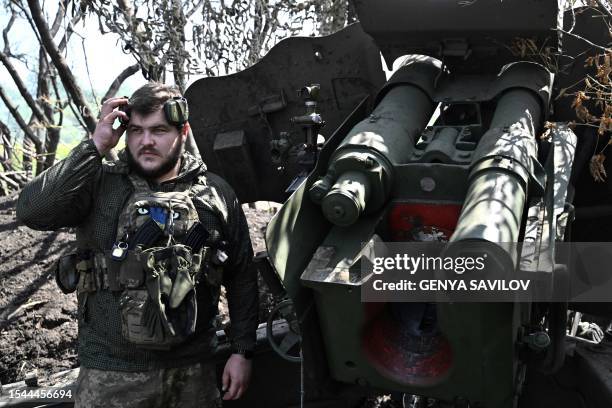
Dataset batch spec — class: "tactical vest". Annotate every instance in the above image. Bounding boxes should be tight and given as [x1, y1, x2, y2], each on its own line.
[56, 173, 224, 350]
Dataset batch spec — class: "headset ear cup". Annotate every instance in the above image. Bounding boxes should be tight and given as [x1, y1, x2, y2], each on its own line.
[119, 99, 131, 125]
[180, 98, 188, 123]
[163, 101, 175, 125]
[164, 97, 189, 126]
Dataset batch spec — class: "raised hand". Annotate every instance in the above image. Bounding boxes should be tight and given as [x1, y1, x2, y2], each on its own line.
[92, 97, 129, 156]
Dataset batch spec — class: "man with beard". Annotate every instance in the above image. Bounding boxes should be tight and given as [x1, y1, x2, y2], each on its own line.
[17, 83, 258, 407]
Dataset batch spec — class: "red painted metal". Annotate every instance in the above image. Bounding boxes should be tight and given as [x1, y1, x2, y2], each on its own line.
[387, 202, 462, 242]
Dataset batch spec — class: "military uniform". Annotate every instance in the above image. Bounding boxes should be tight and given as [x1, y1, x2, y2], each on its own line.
[17, 139, 258, 406]
[74, 362, 220, 407]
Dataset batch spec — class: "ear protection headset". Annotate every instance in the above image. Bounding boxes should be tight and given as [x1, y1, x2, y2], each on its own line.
[164, 96, 189, 127]
[119, 96, 189, 127]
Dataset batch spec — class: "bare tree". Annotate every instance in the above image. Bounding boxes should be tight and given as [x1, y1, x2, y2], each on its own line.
[0, 0, 140, 179]
[0, 119, 13, 171]
[83, 0, 354, 90]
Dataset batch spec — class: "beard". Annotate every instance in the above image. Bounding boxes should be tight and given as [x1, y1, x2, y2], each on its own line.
[126, 138, 184, 181]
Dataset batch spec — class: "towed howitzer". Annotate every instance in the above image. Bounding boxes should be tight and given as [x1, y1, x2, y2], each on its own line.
[184, 1, 612, 407]
[263, 58, 561, 407]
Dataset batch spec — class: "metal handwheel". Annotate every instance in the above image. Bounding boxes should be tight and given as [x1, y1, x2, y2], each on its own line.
[266, 299, 302, 363]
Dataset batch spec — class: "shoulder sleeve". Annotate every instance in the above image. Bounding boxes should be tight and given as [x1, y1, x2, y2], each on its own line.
[17, 139, 103, 230]
[203, 172, 258, 352]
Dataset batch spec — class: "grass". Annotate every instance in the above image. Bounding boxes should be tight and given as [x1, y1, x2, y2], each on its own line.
[2, 137, 127, 171]
[56, 138, 126, 160]
[55, 142, 79, 161]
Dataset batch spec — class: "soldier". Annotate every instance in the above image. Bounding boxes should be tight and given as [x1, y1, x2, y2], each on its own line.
[17, 83, 258, 407]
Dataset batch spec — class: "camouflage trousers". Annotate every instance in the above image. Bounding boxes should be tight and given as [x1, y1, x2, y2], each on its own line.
[74, 362, 221, 408]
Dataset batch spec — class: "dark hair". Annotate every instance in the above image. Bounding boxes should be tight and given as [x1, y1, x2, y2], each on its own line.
[129, 82, 182, 117]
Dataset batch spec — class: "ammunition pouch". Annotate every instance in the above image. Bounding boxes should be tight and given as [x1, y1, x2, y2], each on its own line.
[72, 252, 121, 293]
[203, 248, 226, 287]
[54, 253, 80, 294]
[118, 244, 201, 349]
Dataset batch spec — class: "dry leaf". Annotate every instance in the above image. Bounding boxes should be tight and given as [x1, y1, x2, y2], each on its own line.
[540, 128, 552, 140]
[539, 122, 556, 140]
[595, 52, 612, 85]
[584, 55, 598, 68]
[556, 86, 569, 100]
[597, 105, 612, 135]
[596, 90, 604, 108]
[590, 153, 608, 182]
[572, 91, 593, 122]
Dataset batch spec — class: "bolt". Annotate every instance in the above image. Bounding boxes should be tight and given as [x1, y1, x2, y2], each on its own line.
[420, 177, 436, 192]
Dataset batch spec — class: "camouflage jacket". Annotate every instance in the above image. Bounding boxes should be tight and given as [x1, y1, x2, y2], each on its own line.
[17, 139, 257, 371]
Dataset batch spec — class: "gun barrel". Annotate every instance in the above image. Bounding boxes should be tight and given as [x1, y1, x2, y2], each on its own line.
[449, 88, 542, 269]
[312, 70, 436, 226]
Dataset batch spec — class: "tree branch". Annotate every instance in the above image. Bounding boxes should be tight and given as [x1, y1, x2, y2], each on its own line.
[0, 6, 47, 125]
[79, 38, 99, 110]
[0, 119, 13, 171]
[9, 0, 46, 53]
[101, 64, 139, 103]
[49, 1, 66, 38]
[186, 0, 204, 18]
[558, 28, 612, 53]
[27, 0, 97, 133]
[595, 0, 612, 21]
[49, 69, 65, 126]
[0, 85, 43, 151]
[57, 12, 83, 53]
[0, 50, 49, 125]
[37, 48, 55, 120]
[2, 8, 16, 55]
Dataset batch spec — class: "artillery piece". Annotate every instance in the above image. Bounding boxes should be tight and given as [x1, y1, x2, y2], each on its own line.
[187, 1, 612, 407]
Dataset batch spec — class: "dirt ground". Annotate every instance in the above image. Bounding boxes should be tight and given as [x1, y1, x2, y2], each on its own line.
[0, 194, 398, 407]
[0, 193, 276, 386]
